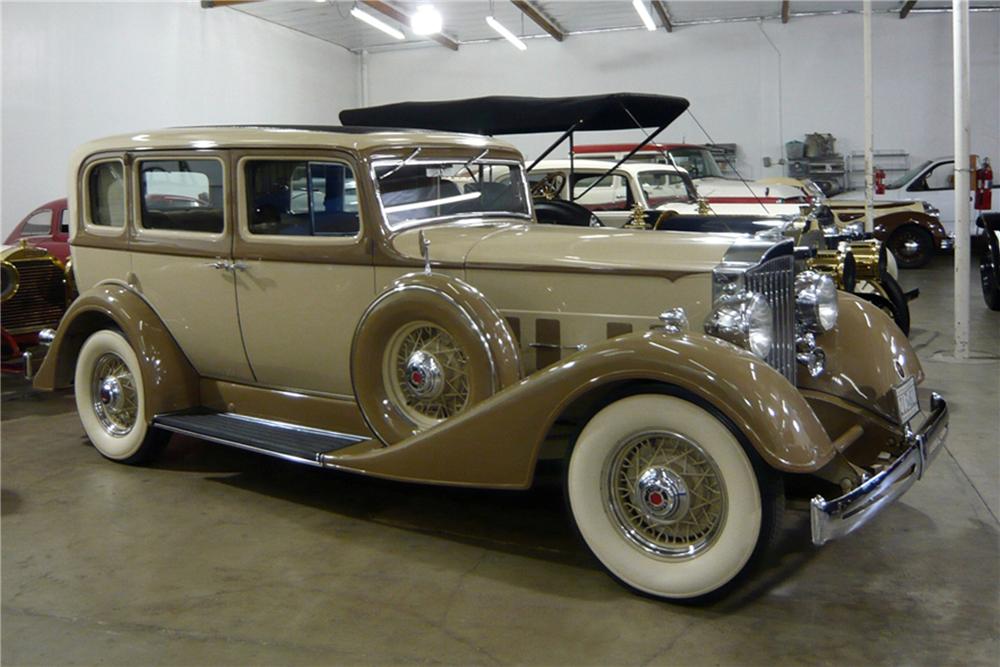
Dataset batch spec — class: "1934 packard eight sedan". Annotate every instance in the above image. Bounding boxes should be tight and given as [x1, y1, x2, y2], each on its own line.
[35, 104, 948, 600]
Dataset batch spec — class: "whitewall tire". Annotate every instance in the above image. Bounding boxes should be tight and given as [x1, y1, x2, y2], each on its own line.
[566, 393, 782, 600]
[74, 329, 166, 464]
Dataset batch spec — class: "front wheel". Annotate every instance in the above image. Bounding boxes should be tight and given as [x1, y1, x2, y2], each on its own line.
[74, 329, 168, 464]
[566, 394, 783, 601]
[980, 235, 1000, 311]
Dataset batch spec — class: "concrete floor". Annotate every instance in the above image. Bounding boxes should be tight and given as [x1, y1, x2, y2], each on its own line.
[2, 254, 998, 666]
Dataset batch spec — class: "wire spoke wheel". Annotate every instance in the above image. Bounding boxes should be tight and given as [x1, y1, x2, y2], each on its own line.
[90, 352, 139, 436]
[603, 431, 727, 559]
[384, 321, 470, 428]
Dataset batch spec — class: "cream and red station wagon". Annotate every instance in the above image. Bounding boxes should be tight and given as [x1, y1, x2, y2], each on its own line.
[34, 100, 949, 601]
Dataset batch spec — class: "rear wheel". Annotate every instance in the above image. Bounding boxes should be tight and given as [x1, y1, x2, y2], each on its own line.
[565, 394, 783, 601]
[887, 226, 934, 269]
[74, 329, 168, 464]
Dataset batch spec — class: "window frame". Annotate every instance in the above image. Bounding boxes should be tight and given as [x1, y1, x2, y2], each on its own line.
[132, 154, 228, 239]
[81, 158, 129, 236]
[19, 210, 53, 238]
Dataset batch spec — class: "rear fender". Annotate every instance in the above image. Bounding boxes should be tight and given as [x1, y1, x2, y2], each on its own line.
[326, 330, 835, 488]
[32, 282, 200, 415]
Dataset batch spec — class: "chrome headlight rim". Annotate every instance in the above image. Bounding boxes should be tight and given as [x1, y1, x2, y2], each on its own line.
[922, 201, 940, 217]
[795, 270, 839, 333]
[1, 260, 19, 302]
[704, 290, 774, 359]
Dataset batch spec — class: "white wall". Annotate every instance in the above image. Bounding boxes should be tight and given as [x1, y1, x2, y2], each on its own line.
[1, 1, 358, 236]
[366, 11, 1000, 185]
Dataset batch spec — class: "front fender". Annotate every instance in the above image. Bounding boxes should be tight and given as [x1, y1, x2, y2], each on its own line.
[799, 292, 921, 422]
[326, 330, 836, 488]
[32, 282, 200, 416]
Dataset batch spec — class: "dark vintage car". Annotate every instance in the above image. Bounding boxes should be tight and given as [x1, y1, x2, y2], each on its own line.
[978, 213, 1000, 310]
[4, 198, 71, 264]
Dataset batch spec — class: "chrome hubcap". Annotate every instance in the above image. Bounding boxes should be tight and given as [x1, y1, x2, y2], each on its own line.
[91, 353, 138, 436]
[634, 467, 690, 525]
[603, 431, 726, 560]
[404, 350, 444, 399]
[902, 239, 920, 256]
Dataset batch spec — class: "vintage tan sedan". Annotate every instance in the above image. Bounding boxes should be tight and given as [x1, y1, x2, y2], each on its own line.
[34, 125, 948, 601]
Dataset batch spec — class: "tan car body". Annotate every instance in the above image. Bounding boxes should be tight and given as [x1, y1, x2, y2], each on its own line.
[37, 126, 924, 490]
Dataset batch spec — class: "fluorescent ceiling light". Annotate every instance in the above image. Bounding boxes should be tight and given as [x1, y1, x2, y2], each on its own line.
[486, 15, 527, 51]
[351, 6, 405, 40]
[411, 4, 442, 35]
[632, 0, 657, 31]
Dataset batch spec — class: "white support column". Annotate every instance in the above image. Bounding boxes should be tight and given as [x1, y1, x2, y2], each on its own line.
[358, 49, 370, 107]
[953, 0, 971, 359]
[863, 0, 874, 233]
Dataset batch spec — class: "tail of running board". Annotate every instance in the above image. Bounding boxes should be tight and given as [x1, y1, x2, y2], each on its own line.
[153, 412, 370, 467]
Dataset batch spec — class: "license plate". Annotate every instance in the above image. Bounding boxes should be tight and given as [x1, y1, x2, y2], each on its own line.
[893, 376, 919, 424]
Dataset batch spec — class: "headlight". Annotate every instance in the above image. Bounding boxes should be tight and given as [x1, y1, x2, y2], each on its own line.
[704, 291, 773, 359]
[1, 261, 18, 302]
[841, 221, 864, 237]
[795, 270, 839, 332]
[922, 201, 940, 217]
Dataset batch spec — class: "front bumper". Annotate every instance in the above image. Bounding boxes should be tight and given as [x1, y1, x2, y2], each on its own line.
[810, 392, 949, 546]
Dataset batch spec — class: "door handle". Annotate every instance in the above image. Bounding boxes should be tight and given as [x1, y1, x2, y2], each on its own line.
[231, 260, 248, 272]
[209, 259, 229, 270]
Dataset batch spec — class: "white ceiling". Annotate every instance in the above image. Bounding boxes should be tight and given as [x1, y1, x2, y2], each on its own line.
[231, 1, 999, 53]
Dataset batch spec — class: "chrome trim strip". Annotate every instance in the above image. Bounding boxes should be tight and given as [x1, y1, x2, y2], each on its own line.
[152, 422, 327, 467]
[810, 392, 948, 546]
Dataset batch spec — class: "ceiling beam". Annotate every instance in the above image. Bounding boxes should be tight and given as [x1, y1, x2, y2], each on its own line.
[781, 1, 791, 24]
[650, 1, 673, 32]
[899, 1, 917, 18]
[510, 1, 565, 42]
[360, 0, 459, 51]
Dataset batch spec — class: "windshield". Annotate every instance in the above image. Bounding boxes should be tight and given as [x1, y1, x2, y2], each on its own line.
[375, 159, 531, 230]
[665, 147, 725, 179]
[886, 160, 931, 190]
[636, 170, 698, 206]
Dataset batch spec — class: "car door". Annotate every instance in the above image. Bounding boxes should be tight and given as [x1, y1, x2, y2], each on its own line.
[906, 160, 975, 235]
[232, 151, 374, 396]
[128, 152, 255, 382]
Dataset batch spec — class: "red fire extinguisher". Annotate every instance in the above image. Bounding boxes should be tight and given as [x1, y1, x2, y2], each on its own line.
[874, 167, 886, 195]
[975, 158, 993, 210]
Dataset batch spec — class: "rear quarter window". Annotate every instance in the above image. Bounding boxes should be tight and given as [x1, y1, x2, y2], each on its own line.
[86, 161, 126, 228]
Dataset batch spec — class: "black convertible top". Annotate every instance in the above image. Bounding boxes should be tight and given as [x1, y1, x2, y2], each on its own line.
[338, 93, 690, 135]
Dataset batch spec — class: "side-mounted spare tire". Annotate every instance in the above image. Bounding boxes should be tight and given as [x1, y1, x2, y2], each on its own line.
[352, 272, 522, 445]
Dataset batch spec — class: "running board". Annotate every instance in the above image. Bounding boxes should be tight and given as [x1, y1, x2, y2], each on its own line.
[153, 412, 370, 467]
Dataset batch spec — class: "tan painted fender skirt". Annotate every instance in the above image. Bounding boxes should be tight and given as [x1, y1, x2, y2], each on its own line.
[32, 282, 200, 417]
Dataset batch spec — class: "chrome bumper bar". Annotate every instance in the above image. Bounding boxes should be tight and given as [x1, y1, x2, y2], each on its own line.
[940, 235, 955, 250]
[810, 392, 948, 546]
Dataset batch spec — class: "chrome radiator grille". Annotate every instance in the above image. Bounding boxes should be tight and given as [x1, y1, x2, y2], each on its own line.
[745, 255, 796, 384]
[1, 260, 68, 335]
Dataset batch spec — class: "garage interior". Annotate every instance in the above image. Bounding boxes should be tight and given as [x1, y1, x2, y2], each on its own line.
[2, 1, 999, 665]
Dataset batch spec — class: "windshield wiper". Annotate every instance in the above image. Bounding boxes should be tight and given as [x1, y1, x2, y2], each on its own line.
[378, 147, 422, 181]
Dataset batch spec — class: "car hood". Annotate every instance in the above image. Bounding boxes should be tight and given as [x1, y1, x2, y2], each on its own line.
[390, 221, 735, 276]
[694, 177, 805, 201]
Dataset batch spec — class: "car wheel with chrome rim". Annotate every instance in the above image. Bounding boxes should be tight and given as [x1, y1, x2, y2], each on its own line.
[566, 393, 783, 601]
[74, 329, 167, 464]
[887, 226, 934, 269]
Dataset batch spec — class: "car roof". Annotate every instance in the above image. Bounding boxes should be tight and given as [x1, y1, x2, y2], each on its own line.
[73, 125, 520, 158]
[532, 158, 688, 176]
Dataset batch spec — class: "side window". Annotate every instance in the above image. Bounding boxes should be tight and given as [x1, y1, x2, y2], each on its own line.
[910, 162, 954, 192]
[59, 209, 69, 233]
[572, 173, 632, 210]
[19, 210, 52, 237]
[246, 160, 359, 237]
[87, 161, 126, 228]
[139, 159, 224, 233]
